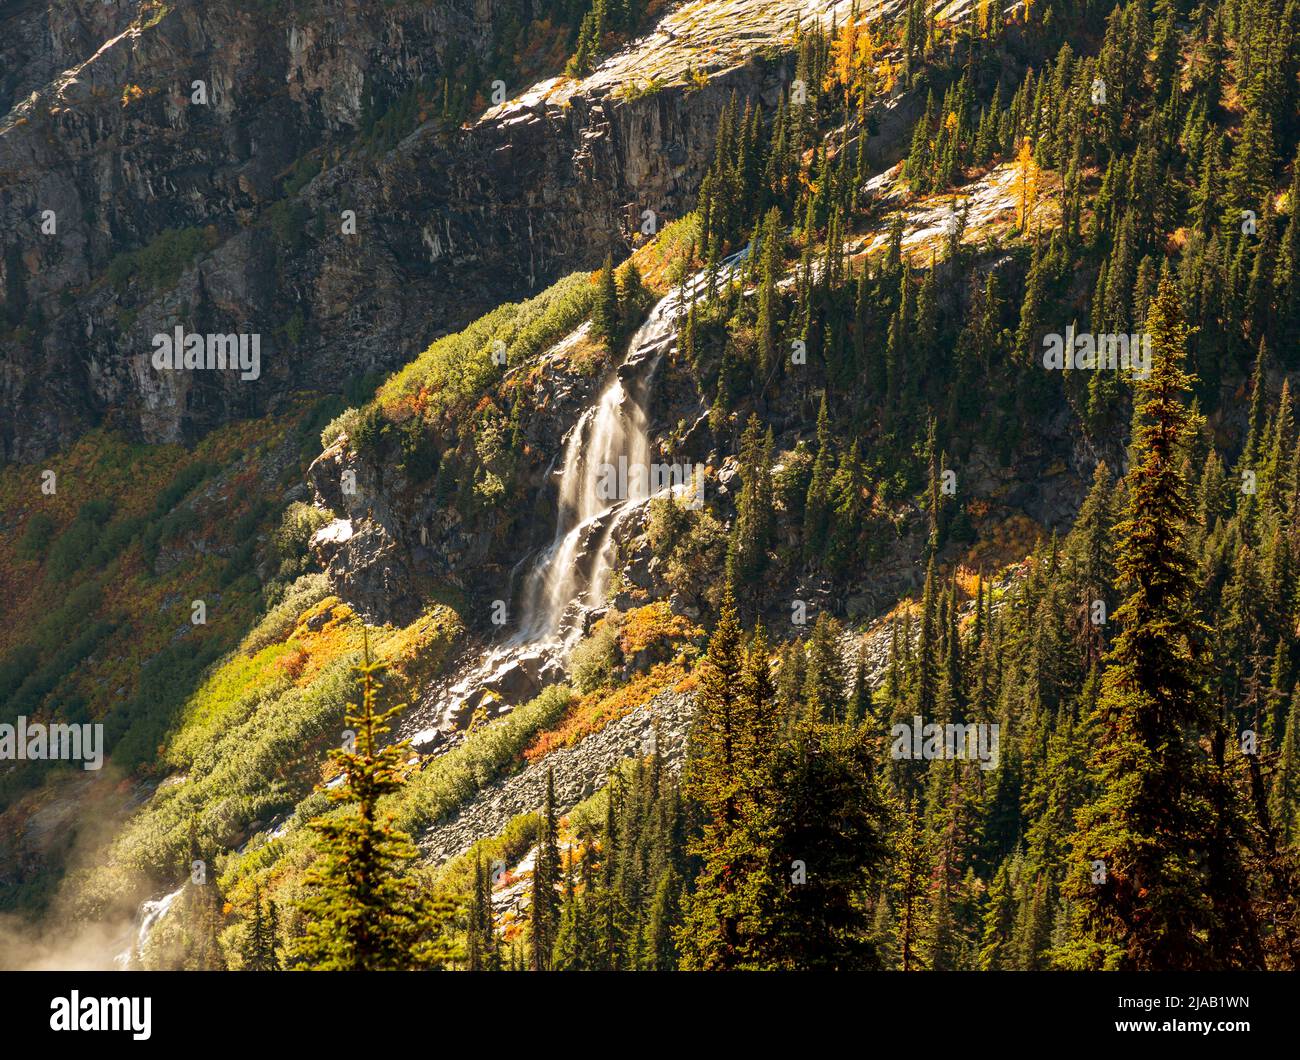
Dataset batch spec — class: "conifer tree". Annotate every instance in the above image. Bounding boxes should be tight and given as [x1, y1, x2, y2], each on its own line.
[803, 395, 834, 558]
[241, 882, 280, 971]
[567, 0, 607, 77]
[645, 867, 681, 970]
[764, 718, 890, 968]
[731, 415, 774, 590]
[552, 848, 592, 970]
[467, 854, 499, 971]
[1271, 690, 1300, 846]
[290, 634, 457, 971]
[593, 253, 620, 347]
[677, 595, 775, 968]
[755, 207, 783, 385]
[845, 653, 872, 727]
[978, 859, 1017, 970]
[530, 767, 562, 969]
[891, 807, 932, 971]
[1059, 281, 1223, 971]
[803, 613, 847, 722]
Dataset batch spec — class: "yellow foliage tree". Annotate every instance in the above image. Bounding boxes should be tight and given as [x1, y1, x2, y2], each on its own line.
[825, 13, 878, 107]
[825, 14, 859, 91]
[880, 56, 897, 94]
[1015, 137, 1040, 231]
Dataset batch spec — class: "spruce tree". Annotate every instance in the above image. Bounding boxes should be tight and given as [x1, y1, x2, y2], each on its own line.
[645, 867, 681, 970]
[803, 395, 834, 558]
[290, 634, 457, 970]
[467, 854, 499, 971]
[241, 882, 279, 971]
[593, 253, 620, 347]
[891, 807, 932, 971]
[764, 718, 890, 968]
[677, 595, 775, 968]
[803, 612, 847, 722]
[530, 767, 562, 969]
[1059, 281, 1221, 971]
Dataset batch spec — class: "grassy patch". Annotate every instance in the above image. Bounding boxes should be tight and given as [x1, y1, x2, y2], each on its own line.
[374, 271, 595, 427]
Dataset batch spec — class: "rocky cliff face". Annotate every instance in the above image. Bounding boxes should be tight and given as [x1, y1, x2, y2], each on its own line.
[0, 0, 879, 462]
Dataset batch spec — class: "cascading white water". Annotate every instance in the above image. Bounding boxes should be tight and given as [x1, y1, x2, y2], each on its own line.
[114, 883, 186, 969]
[513, 326, 663, 644]
[121, 257, 754, 951]
[408, 248, 750, 745]
[515, 249, 753, 641]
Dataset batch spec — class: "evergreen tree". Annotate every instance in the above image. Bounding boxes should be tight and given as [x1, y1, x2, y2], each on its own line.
[677, 596, 776, 968]
[467, 854, 500, 971]
[290, 634, 457, 970]
[730, 415, 774, 589]
[1060, 282, 1231, 971]
[241, 882, 280, 971]
[891, 807, 932, 971]
[803, 395, 835, 558]
[531, 768, 561, 969]
[764, 718, 891, 968]
[593, 253, 620, 347]
[803, 612, 847, 721]
[645, 867, 681, 970]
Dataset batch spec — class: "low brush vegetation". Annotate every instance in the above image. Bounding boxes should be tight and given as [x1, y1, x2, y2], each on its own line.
[0, 400, 366, 910]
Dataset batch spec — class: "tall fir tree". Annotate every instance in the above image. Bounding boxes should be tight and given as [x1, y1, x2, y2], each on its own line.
[1060, 281, 1238, 970]
[290, 633, 457, 970]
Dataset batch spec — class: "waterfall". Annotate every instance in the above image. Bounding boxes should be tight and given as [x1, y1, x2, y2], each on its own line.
[117, 255, 753, 954]
[407, 247, 750, 745]
[514, 317, 667, 643]
[114, 884, 186, 969]
[513, 249, 751, 643]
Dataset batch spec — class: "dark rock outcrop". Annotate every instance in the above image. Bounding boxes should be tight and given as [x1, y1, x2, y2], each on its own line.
[0, 0, 789, 460]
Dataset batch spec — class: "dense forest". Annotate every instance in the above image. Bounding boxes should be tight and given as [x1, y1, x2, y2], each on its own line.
[239, 0, 1300, 972]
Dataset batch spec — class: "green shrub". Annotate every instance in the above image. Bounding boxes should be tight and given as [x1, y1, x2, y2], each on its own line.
[282, 307, 306, 347]
[231, 498, 272, 540]
[87, 516, 145, 569]
[643, 496, 727, 609]
[17, 513, 54, 561]
[106, 636, 227, 774]
[570, 619, 621, 693]
[0, 644, 39, 701]
[433, 809, 540, 897]
[376, 270, 595, 421]
[274, 502, 328, 577]
[240, 573, 332, 655]
[153, 461, 218, 519]
[29, 582, 102, 656]
[110, 650, 362, 876]
[391, 684, 574, 836]
[45, 500, 116, 582]
[107, 226, 217, 291]
[320, 407, 361, 450]
[398, 417, 440, 483]
[6, 620, 116, 717]
[352, 405, 389, 456]
[267, 200, 310, 252]
[282, 155, 322, 197]
[141, 487, 273, 585]
[220, 538, 259, 587]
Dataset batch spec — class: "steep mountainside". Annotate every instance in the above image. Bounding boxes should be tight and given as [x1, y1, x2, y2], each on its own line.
[2, 0, 872, 459]
[2, 0, 1299, 976]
